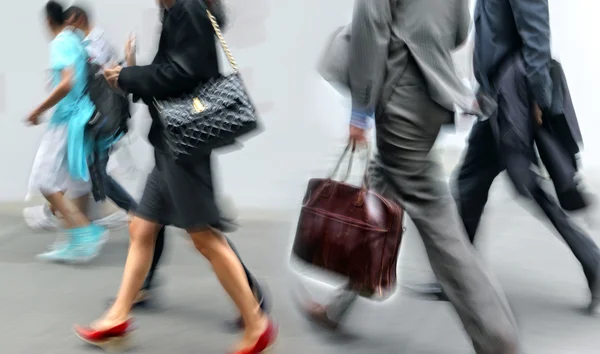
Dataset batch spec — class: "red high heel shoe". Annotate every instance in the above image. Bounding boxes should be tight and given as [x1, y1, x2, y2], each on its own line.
[74, 319, 134, 350]
[232, 318, 278, 354]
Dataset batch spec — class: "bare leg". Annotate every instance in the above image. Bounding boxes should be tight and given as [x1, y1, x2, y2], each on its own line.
[71, 194, 90, 217]
[189, 228, 267, 351]
[91, 219, 269, 351]
[48, 194, 90, 224]
[44, 192, 90, 229]
[96, 217, 160, 325]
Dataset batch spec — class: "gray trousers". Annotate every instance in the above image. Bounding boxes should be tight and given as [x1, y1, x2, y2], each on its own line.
[329, 64, 520, 354]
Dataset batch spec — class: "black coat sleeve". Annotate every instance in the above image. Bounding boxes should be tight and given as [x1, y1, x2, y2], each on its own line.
[118, 5, 216, 99]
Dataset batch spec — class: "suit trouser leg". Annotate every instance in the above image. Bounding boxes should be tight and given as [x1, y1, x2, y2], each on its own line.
[142, 226, 166, 290]
[324, 286, 360, 323]
[453, 119, 600, 283]
[226, 237, 262, 299]
[498, 125, 600, 289]
[494, 61, 600, 290]
[453, 120, 503, 244]
[370, 85, 519, 354]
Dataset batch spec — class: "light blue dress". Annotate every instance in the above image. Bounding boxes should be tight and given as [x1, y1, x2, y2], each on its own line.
[49, 28, 96, 181]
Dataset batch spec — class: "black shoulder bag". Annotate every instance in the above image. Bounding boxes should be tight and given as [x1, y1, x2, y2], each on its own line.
[86, 61, 132, 139]
[152, 10, 261, 162]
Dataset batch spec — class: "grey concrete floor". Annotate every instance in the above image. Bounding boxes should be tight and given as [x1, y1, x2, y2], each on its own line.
[1, 176, 600, 354]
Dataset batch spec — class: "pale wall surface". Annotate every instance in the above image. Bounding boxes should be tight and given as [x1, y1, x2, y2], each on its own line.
[0, 0, 598, 212]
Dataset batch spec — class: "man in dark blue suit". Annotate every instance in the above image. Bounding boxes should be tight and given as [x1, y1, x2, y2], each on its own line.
[473, 0, 552, 122]
[413, 0, 600, 315]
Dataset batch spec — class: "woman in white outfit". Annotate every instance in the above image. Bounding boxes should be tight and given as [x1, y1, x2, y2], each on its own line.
[26, 1, 108, 263]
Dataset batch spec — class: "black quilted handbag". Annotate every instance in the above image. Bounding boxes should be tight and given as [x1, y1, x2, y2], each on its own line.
[153, 9, 259, 161]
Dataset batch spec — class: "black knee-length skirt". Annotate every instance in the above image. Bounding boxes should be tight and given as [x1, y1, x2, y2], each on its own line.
[135, 149, 222, 230]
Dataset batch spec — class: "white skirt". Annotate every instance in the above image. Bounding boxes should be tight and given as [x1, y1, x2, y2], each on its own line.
[25, 124, 91, 200]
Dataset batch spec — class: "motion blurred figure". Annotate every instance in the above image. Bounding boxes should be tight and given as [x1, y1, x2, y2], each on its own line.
[411, 0, 600, 316]
[26, 1, 108, 263]
[301, 1, 520, 353]
[65, 4, 165, 306]
[73, 1, 276, 353]
[67, 1, 269, 326]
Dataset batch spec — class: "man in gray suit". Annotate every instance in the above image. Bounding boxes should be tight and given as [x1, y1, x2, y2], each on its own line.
[301, 0, 520, 352]
[412, 0, 600, 315]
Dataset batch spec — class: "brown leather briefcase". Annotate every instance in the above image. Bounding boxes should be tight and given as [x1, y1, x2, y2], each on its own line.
[292, 143, 405, 298]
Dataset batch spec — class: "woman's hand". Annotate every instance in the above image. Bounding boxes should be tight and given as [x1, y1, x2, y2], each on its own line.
[104, 65, 123, 88]
[25, 108, 44, 126]
[124, 34, 136, 66]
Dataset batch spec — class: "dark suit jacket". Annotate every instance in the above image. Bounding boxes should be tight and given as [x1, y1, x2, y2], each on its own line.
[536, 61, 587, 210]
[117, 0, 221, 149]
[536, 124, 588, 211]
[474, 0, 553, 111]
[494, 54, 587, 211]
[546, 61, 583, 152]
[475, 0, 588, 211]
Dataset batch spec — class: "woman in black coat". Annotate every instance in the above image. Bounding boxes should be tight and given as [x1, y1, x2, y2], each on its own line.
[74, 1, 277, 353]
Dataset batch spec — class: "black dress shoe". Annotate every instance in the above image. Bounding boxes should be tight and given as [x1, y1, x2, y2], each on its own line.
[404, 283, 449, 302]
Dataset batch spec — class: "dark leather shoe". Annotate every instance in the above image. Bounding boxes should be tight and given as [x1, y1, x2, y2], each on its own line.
[404, 282, 449, 302]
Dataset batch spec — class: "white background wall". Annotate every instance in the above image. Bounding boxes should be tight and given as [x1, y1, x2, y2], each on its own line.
[0, 0, 598, 211]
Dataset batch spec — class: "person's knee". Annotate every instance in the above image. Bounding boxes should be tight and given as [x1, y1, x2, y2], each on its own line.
[129, 218, 159, 248]
[505, 154, 539, 198]
[189, 229, 226, 259]
[508, 173, 537, 199]
[39, 185, 60, 198]
[452, 175, 481, 213]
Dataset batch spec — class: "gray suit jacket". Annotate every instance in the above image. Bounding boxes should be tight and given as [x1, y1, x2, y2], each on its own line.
[319, 0, 473, 114]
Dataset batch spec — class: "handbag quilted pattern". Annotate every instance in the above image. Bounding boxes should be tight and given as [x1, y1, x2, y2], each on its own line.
[153, 9, 259, 161]
[157, 72, 258, 160]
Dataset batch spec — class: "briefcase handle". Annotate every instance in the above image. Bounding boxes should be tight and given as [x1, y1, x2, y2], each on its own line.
[327, 141, 371, 189]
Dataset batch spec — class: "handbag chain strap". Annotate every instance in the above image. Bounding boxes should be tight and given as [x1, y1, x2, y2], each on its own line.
[153, 9, 238, 111]
[206, 10, 238, 73]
